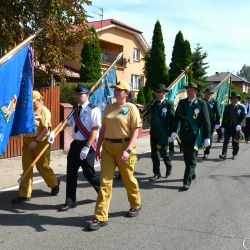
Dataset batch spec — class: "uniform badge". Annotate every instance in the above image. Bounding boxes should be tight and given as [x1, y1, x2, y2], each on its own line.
[161, 107, 168, 117]
[210, 103, 214, 108]
[193, 108, 200, 119]
[119, 105, 129, 115]
[237, 109, 241, 116]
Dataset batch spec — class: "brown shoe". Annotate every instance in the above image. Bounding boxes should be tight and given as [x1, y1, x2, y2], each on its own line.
[88, 219, 108, 231]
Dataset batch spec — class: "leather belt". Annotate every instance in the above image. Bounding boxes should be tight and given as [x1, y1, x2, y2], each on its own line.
[105, 138, 130, 143]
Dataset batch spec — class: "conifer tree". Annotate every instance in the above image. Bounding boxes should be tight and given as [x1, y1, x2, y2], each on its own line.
[192, 43, 209, 92]
[169, 31, 193, 84]
[145, 20, 168, 91]
[80, 27, 101, 83]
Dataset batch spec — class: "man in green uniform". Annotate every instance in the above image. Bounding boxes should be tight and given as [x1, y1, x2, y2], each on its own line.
[144, 84, 175, 181]
[203, 88, 220, 159]
[171, 83, 210, 191]
[219, 93, 246, 160]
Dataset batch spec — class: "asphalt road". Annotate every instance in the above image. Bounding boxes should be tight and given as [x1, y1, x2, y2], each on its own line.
[0, 137, 250, 250]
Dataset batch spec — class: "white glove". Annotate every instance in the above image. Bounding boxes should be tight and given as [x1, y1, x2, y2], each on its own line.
[80, 146, 90, 160]
[215, 124, 220, 130]
[221, 127, 225, 134]
[236, 125, 241, 131]
[47, 131, 55, 144]
[168, 137, 173, 143]
[203, 138, 210, 147]
[171, 132, 177, 141]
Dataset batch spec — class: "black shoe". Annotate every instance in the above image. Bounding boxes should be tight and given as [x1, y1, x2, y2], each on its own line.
[51, 179, 60, 196]
[203, 154, 208, 160]
[232, 155, 237, 160]
[12, 196, 31, 204]
[58, 198, 77, 212]
[88, 219, 108, 231]
[219, 154, 226, 160]
[149, 175, 161, 182]
[127, 207, 141, 217]
[192, 175, 196, 180]
[169, 151, 175, 157]
[165, 172, 171, 178]
[180, 185, 190, 191]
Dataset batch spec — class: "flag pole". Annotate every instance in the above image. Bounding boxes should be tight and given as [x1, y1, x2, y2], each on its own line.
[0, 29, 43, 65]
[18, 52, 123, 183]
[141, 64, 191, 119]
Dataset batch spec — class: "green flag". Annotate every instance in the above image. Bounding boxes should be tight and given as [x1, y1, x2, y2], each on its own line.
[166, 72, 187, 108]
[212, 76, 231, 118]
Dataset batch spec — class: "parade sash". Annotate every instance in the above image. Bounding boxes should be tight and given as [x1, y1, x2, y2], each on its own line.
[73, 111, 97, 151]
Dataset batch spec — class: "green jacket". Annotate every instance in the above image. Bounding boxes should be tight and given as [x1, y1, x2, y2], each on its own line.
[174, 98, 211, 145]
[222, 103, 246, 129]
[148, 98, 175, 146]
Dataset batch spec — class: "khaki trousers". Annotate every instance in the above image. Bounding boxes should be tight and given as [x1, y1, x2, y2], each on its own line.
[95, 140, 141, 221]
[18, 138, 57, 198]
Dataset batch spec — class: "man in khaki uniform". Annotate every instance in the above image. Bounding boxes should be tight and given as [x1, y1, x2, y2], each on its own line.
[88, 81, 142, 231]
[12, 90, 60, 204]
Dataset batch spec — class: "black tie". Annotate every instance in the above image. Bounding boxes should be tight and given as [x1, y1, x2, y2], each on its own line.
[247, 105, 249, 114]
[74, 106, 82, 133]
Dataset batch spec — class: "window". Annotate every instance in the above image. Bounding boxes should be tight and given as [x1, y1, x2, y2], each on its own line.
[133, 48, 140, 61]
[131, 74, 143, 90]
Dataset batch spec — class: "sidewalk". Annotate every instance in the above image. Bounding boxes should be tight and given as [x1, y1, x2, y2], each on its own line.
[0, 136, 150, 191]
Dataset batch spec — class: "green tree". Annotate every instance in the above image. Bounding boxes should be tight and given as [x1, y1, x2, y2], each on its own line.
[145, 20, 168, 91]
[169, 31, 193, 84]
[80, 27, 101, 83]
[0, 0, 91, 81]
[192, 44, 209, 92]
[137, 86, 146, 105]
[237, 64, 250, 81]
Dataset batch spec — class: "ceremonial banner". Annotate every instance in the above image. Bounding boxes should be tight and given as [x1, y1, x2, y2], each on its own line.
[0, 45, 36, 156]
[212, 75, 231, 118]
[89, 66, 116, 113]
[166, 72, 187, 108]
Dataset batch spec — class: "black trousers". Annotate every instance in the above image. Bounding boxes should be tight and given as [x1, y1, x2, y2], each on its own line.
[66, 140, 100, 202]
[204, 122, 215, 155]
[222, 128, 239, 156]
[150, 136, 172, 177]
[244, 118, 250, 141]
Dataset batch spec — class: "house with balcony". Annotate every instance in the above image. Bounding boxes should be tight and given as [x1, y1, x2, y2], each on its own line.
[64, 19, 149, 97]
[207, 72, 250, 94]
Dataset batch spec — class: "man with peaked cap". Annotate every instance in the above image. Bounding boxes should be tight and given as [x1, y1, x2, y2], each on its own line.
[243, 96, 250, 142]
[51, 84, 101, 211]
[219, 93, 246, 160]
[203, 88, 220, 159]
[12, 90, 60, 204]
[171, 83, 211, 191]
[143, 84, 175, 181]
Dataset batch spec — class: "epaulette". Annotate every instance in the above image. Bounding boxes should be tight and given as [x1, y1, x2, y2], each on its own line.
[88, 103, 96, 109]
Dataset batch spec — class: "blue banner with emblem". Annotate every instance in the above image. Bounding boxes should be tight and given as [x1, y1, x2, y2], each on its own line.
[89, 66, 116, 114]
[0, 44, 36, 156]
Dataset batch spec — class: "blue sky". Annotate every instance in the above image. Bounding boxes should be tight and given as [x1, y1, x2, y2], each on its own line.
[86, 0, 250, 76]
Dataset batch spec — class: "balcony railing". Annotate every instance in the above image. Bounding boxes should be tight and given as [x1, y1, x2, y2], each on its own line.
[100, 49, 125, 67]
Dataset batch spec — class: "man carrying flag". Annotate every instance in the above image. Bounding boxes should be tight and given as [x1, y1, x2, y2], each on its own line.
[171, 83, 210, 191]
[54, 84, 101, 211]
[203, 88, 220, 159]
[143, 84, 175, 181]
[12, 90, 60, 204]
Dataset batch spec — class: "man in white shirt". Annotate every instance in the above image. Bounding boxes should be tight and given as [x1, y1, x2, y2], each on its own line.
[55, 84, 101, 211]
